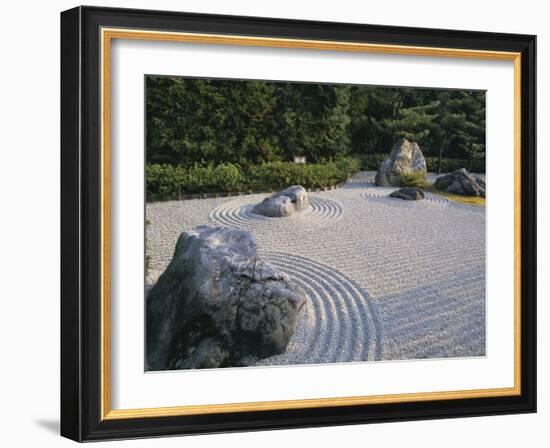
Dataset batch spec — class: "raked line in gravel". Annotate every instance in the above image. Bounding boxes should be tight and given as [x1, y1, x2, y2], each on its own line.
[146, 171, 486, 364]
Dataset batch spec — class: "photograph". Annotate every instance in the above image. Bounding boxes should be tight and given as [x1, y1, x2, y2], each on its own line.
[56, 4, 538, 442]
[144, 76, 487, 371]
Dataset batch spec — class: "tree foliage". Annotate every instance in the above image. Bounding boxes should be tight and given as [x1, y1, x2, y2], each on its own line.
[146, 77, 485, 168]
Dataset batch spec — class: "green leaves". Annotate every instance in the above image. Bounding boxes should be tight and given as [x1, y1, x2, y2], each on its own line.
[145, 76, 485, 174]
[146, 158, 360, 200]
[399, 172, 427, 187]
[349, 87, 485, 163]
[146, 77, 353, 167]
[213, 163, 244, 191]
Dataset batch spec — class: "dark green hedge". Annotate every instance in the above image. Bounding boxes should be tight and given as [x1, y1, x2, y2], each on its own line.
[359, 154, 485, 173]
[146, 157, 360, 200]
[358, 154, 390, 170]
[146, 155, 485, 200]
[146, 163, 245, 197]
[400, 172, 427, 187]
[425, 157, 485, 173]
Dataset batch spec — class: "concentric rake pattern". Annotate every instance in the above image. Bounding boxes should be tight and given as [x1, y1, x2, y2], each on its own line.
[340, 171, 376, 189]
[254, 252, 380, 366]
[209, 195, 343, 229]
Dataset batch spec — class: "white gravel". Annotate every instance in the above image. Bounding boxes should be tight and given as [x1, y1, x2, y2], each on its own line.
[146, 171, 486, 365]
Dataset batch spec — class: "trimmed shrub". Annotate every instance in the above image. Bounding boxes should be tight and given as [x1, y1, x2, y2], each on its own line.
[248, 161, 347, 191]
[146, 157, 360, 200]
[213, 163, 244, 191]
[400, 172, 427, 187]
[146, 164, 187, 198]
[425, 157, 485, 174]
[357, 155, 485, 174]
[182, 165, 216, 194]
[335, 157, 361, 178]
[358, 153, 389, 171]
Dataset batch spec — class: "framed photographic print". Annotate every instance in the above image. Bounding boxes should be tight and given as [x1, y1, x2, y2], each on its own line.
[60, 6, 536, 442]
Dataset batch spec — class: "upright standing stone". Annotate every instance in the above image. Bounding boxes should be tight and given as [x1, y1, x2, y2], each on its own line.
[375, 139, 427, 187]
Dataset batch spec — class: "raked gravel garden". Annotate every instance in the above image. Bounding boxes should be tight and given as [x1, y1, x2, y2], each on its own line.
[146, 170, 486, 366]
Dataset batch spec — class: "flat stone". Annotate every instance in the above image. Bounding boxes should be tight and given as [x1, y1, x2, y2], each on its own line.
[389, 187, 425, 201]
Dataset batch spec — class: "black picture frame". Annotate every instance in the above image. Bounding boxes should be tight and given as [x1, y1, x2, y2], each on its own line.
[61, 5, 536, 442]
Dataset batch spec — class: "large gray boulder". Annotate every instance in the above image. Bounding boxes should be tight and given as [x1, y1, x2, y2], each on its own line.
[389, 187, 425, 201]
[146, 225, 306, 370]
[434, 168, 486, 197]
[375, 139, 427, 186]
[252, 185, 309, 217]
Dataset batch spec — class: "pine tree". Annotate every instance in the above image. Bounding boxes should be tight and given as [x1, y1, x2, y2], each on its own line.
[146, 77, 486, 172]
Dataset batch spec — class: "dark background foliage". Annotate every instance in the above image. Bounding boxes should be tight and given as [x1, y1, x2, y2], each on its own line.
[146, 76, 485, 166]
[145, 76, 485, 199]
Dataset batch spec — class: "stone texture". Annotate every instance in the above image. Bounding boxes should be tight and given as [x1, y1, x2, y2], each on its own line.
[375, 139, 427, 186]
[252, 195, 294, 217]
[434, 168, 486, 197]
[252, 185, 309, 217]
[274, 185, 309, 211]
[146, 225, 306, 370]
[389, 187, 425, 201]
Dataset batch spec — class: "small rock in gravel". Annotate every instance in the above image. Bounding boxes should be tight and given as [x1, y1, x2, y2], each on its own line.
[434, 168, 485, 197]
[146, 225, 306, 370]
[252, 195, 295, 217]
[252, 185, 309, 217]
[389, 187, 425, 201]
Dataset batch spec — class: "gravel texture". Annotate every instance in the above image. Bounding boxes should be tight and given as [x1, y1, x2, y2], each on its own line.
[146, 171, 486, 365]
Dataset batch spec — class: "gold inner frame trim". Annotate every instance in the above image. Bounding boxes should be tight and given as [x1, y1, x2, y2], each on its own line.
[100, 27, 522, 421]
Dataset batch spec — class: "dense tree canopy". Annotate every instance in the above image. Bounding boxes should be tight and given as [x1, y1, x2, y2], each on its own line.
[146, 76, 485, 168]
